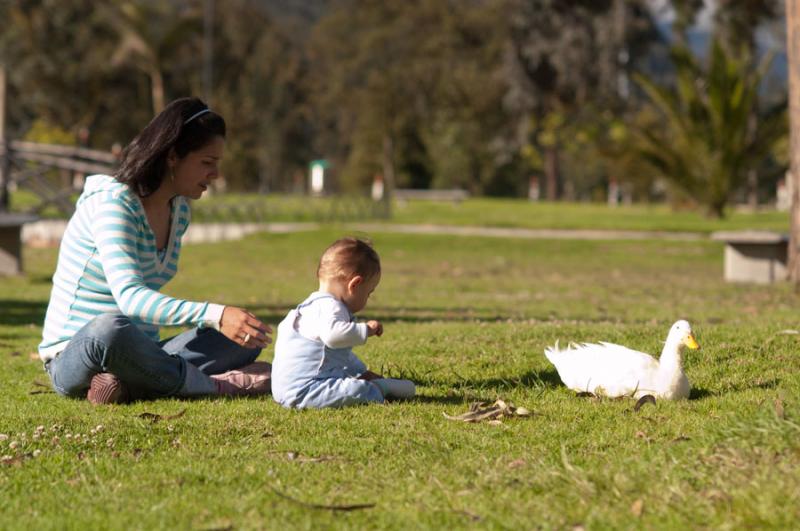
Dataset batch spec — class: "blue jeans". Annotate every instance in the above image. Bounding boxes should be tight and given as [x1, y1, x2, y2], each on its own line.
[45, 313, 261, 399]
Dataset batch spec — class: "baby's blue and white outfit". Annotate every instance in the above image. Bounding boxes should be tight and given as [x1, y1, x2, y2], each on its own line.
[272, 292, 384, 409]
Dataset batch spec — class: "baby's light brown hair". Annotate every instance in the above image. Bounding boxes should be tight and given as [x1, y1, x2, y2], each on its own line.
[317, 237, 381, 281]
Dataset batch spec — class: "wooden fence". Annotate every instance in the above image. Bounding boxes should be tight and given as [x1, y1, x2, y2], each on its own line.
[0, 140, 388, 222]
[0, 140, 118, 216]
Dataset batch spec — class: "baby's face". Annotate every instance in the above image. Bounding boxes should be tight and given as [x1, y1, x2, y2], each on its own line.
[345, 272, 380, 313]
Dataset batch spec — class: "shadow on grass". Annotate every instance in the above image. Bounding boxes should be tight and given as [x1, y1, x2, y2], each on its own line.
[0, 298, 543, 330]
[385, 368, 563, 394]
[245, 303, 632, 326]
[690, 377, 780, 400]
[241, 302, 675, 326]
[477, 368, 564, 391]
[368, 306, 513, 324]
[405, 395, 468, 405]
[0, 299, 48, 326]
[245, 302, 517, 324]
[26, 274, 55, 285]
[690, 387, 713, 400]
[0, 332, 41, 343]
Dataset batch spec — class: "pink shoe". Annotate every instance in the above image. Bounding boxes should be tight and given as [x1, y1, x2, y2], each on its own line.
[87, 373, 131, 405]
[210, 362, 272, 397]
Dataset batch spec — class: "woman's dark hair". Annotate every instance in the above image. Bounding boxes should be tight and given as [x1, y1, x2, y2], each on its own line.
[115, 97, 226, 197]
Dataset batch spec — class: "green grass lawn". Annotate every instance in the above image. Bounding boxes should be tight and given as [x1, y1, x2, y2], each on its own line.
[388, 198, 791, 233]
[1, 229, 799, 529]
[194, 194, 790, 233]
[12, 188, 791, 233]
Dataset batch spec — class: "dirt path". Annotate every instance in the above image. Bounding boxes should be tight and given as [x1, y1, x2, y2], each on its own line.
[21, 220, 707, 247]
[347, 223, 706, 241]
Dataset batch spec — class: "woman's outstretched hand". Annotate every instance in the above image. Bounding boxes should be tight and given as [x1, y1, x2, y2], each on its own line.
[220, 306, 272, 349]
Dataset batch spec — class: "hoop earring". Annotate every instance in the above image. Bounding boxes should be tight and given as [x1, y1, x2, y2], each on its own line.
[170, 167, 176, 182]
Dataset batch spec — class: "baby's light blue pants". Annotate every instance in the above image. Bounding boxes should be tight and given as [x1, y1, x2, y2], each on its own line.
[271, 296, 384, 409]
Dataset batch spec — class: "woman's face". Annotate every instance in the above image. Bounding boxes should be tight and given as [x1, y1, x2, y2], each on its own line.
[171, 135, 225, 199]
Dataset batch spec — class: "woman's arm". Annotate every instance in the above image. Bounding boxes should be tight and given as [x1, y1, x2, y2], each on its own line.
[90, 196, 222, 328]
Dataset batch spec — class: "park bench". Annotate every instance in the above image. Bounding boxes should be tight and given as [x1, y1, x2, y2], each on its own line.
[711, 230, 788, 284]
[394, 188, 469, 203]
[0, 213, 37, 275]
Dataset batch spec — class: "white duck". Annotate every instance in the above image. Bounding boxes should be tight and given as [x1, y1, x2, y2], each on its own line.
[544, 320, 700, 400]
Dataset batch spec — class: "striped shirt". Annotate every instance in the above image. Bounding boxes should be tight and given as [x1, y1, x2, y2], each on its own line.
[38, 174, 224, 361]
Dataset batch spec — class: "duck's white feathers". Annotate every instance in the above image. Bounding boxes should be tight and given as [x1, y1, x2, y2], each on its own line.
[545, 341, 666, 398]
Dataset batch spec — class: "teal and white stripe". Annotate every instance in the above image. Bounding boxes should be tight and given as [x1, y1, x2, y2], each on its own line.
[39, 174, 223, 361]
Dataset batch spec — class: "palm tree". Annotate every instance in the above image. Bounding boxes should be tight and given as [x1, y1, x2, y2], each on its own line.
[628, 40, 786, 217]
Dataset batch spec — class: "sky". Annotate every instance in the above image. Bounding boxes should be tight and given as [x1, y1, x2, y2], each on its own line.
[647, 0, 786, 53]
[647, 0, 716, 29]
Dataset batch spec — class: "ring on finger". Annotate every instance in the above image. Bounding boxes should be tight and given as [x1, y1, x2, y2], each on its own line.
[243, 333, 251, 344]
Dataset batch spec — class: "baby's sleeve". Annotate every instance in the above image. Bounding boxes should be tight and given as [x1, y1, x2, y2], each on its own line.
[316, 298, 368, 349]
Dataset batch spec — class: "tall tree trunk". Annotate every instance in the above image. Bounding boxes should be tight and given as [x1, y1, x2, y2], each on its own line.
[746, 168, 758, 209]
[746, 57, 760, 210]
[150, 67, 165, 114]
[381, 133, 395, 218]
[203, 0, 214, 105]
[613, 0, 629, 100]
[787, 0, 800, 284]
[0, 65, 8, 212]
[544, 145, 559, 201]
[708, 202, 726, 219]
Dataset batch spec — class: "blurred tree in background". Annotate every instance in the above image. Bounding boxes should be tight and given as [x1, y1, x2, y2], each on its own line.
[0, 0, 789, 208]
[714, 0, 782, 206]
[715, 0, 779, 57]
[0, 1, 144, 147]
[503, 0, 660, 200]
[670, 0, 704, 48]
[627, 41, 786, 217]
[102, 1, 202, 114]
[306, 0, 509, 195]
[211, 0, 312, 191]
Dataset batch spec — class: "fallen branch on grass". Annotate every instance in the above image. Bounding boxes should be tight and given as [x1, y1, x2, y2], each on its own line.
[269, 487, 375, 512]
[633, 395, 656, 412]
[137, 409, 186, 423]
[443, 399, 532, 423]
[29, 381, 54, 395]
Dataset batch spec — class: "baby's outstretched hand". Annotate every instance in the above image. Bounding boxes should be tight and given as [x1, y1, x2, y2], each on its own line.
[366, 320, 383, 337]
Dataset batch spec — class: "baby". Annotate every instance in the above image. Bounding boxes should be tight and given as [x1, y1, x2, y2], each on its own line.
[271, 237, 415, 409]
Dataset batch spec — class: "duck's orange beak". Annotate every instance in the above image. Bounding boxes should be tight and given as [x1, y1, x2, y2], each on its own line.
[683, 333, 700, 350]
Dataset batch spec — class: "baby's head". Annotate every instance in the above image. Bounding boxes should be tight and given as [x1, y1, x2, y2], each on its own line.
[317, 237, 381, 313]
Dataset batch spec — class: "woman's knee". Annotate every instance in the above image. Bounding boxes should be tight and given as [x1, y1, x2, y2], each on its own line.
[80, 313, 134, 347]
[46, 360, 89, 399]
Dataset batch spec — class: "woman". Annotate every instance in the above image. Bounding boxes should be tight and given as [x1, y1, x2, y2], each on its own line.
[38, 97, 272, 404]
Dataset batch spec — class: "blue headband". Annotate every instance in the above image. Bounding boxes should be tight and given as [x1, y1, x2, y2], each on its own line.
[184, 108, 211, 125]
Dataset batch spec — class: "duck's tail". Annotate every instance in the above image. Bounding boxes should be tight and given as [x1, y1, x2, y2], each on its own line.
[544, 340, 561, 365]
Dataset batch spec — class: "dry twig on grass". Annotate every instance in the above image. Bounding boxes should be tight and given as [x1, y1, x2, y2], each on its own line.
[443, 399, 532, 424]
[269, 488, 375, 512]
